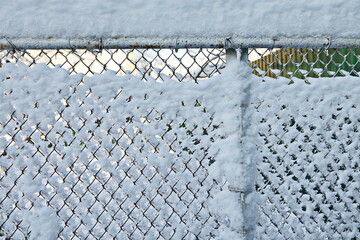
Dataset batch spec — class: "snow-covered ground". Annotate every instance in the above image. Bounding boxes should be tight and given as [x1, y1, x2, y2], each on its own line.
[0, 0, 359, 39]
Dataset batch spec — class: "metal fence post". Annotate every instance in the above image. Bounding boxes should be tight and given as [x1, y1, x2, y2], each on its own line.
[239, 48, 253, 240]
[226, 48, 251, 240]
[239, 48, 254, 240]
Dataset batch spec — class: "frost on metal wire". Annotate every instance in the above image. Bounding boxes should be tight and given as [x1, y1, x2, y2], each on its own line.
[251, 77, 360, 239]
[0, 62, 257, 239]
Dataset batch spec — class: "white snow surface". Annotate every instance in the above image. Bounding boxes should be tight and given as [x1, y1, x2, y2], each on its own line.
[0, 0, 359, 38]
[22, 205, 60, 240]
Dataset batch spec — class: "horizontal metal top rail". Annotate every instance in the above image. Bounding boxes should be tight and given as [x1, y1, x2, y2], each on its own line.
[0, 36, 360, 49]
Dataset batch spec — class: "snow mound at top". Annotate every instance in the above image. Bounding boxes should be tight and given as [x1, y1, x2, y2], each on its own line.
[0, 0, 359, 39]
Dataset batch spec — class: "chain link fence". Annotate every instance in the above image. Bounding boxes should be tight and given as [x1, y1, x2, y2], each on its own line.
[0, 51, 228, 240]
[251, 78, 359, 240]
[249, 48, 360, 80]
[0, 48, 226, 82]
[2, 48, 359, 81]
[0, 47, 359, 239]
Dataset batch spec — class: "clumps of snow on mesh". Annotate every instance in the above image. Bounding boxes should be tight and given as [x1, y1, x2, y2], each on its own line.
[2, 60, 359, 239]
[22, 204, 60, 240]
[250, 75, 360, 239]
[0, 62, 258, 239]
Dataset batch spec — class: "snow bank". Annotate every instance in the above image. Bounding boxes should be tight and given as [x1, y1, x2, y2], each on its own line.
[0, 0, 359, 39]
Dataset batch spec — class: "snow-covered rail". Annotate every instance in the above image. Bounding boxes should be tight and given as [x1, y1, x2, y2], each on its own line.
[1, 36, 360, 50]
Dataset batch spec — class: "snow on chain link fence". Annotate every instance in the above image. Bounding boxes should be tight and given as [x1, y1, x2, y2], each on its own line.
[0, 46, 359, 240]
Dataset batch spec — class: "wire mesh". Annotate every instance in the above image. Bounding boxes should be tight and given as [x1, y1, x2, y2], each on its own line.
[0, 59, 227, 239]
[1, 48, 359, 82]
[252, 82, 359, 239]
[0, 48, 225, 82]
[249, 48, 360, 81]
[1, 47, 360, 239]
